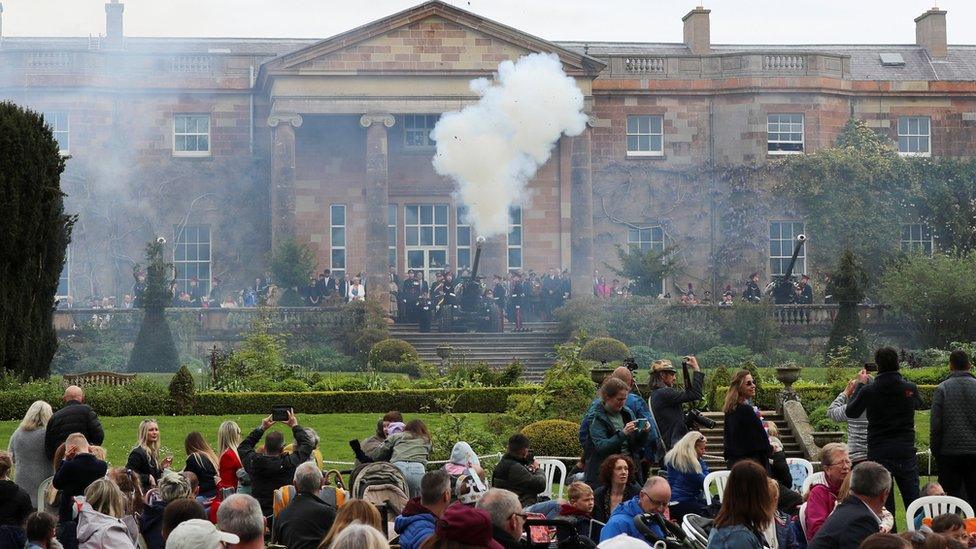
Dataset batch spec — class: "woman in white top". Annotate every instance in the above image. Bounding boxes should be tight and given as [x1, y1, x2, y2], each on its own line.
[347, 277, 366, 301]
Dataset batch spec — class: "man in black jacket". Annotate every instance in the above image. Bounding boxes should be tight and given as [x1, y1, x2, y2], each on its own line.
[238, 410, 313, 517]
[809, 461, 890, 549]
[649, 357, 705, 450]
[846, 347, 924, 517]
[491, 434, 546, 508]
[45, 386, 104, 460]
[930, 349, 976, 509]
[272, 462, 336, 549]
[52, 433, 108, 523]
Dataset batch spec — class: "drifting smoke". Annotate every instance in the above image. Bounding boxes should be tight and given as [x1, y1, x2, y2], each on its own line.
[431, 53, 587, 237]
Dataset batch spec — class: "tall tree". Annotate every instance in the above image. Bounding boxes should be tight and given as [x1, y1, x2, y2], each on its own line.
[269, 238, 317, 306]
[0, 102, 75, 379]
[606, 244, 678, 296]
[826, 249, 868, 361]
[127, 240, 179, 372]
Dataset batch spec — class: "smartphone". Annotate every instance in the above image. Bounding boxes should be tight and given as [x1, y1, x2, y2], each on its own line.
[271, 405, 292, 422]
[636, 418, 648, 430]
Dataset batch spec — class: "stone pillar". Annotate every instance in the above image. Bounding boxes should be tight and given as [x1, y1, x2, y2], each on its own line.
[268, 113, 302, 247]
[570, 127, 593, 298]
[360, 113, 396, 307]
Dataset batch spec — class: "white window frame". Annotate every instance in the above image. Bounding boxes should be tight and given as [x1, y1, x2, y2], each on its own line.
[403, 114, 439, 150]
[767, 113, 804, 155]
[57, 245, 71, 299]
[173, 224, 212, 296]
[508, 206, 523, 272]
[388, 204, 397, 270]
[900, 223, 934, 256]
[173, 114, 211, 157]
[331, 204, 346, 277]
[769, 221, 806, 276]
[628, 226, 665, 253]
[456, 205, 472, 270]
[897, 116, 931, 157]
[625, 114, 664, 157]
[43, 111, 70, 155]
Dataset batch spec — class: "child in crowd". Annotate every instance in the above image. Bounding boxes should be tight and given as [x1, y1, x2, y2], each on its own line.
[557, 481, 596, 541]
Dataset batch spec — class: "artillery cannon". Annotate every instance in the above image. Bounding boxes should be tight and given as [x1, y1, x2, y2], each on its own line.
[770, 234, 807, 304]
[436, 236, 502, 332]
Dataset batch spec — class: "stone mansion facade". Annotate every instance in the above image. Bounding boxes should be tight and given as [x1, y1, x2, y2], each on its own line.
[1, 1, 974, 302]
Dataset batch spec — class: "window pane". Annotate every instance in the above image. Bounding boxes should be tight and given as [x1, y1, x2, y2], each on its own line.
[920, 117, 930, 134]
[457, 226, 470, 245]
[627, 136, 639, 151]
[650, 135, 662, 152]
[331, 205, 345, 225]
[638, 116, 649, 134]
[405, 206, 418, 225]
[429, 250, 446, 268]
[408, 251, 424, 269]
[627, 116, 638, 134]
[509, 227, 522, 246]
[406, 228, 419, 246]
[421, 227, 433, 246]
[458, 249, 470, 268]
[388, 249, 397, 268]
[638, 135, 650, 151]
[434, 226, 447, 246]
[331, 227, 345, 247]
[898, 136, 909, 152]
[434, 205, 447, 225]
[509, 207, 522, 224]
[508, 248, 522, 268]
[650, 116, 662, 134]
[388, 205, 397, 225]
[420, 206, 433, 225]
[331, 250, 345, 269]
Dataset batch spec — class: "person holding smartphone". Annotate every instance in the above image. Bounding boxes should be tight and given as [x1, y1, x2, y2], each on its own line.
[584, 377, 651, 486]
[126, 419, 173, 490]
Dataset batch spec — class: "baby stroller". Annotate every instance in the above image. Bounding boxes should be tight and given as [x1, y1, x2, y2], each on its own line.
[349, 461, 410, 516]
[680, 514, 713, 549]
[632, 513, 706, 549]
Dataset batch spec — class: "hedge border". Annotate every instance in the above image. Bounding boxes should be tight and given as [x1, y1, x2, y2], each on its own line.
[710, 383, 938, 410]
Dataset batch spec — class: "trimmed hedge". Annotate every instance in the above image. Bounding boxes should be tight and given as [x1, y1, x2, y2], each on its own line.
[710, 382, 938, 411]
[369, 338, 419, 364]
[0, 378, 170, 420]
[579, 337, 630, 363]
[192, 387, 538, 415]
[521, 419, 582, 458]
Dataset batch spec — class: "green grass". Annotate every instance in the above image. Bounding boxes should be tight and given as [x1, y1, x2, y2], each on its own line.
[0, 413, 496, 471]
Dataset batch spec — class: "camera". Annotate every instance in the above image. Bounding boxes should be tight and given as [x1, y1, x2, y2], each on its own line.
[685, 408, 716, 430]
[623, 357, 638, 372]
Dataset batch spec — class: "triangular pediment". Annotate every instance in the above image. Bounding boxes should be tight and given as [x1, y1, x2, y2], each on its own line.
[259, 1, 604, 79]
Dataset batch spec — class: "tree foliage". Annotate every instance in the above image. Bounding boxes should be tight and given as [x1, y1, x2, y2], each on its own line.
[781, 119, 914, 284]
[127, 241, 179, 372]
[270, 238, 317, 306]
[826, 249, 868, 360]
[880, 251, 976, 348]
[606, 244, 679, 296]
[0, 103, 75, 379]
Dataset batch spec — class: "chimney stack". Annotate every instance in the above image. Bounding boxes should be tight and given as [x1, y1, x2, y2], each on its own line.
[105, 0, 124, 49]
[682, 6, 711, 56]
[915, 7, 947, 59]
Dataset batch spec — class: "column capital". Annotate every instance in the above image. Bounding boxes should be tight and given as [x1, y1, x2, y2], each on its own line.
[586, 114, 598, 128]
[360, 113, 396, 128]
[268, 113, 303, 128]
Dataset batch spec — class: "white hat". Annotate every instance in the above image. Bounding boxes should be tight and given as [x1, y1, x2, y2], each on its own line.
[166, 519, 240, 549]
[598, 533, 652, 549]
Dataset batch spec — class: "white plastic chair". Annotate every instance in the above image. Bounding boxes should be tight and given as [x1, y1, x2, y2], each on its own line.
[906, 495, 974, 531]
[801, 471, 824, 497]
[786, 458, 814, 493]
[537, 458, 567, 501]
[703, 470, 731, 505]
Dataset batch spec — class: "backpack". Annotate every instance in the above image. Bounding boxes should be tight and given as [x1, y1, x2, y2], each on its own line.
[272, 472, 348, 518]
[350, 462, 410, 515]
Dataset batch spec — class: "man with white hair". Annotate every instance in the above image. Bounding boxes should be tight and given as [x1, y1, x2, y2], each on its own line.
[217, 494, 265, 549]
[477, 488, 526, 549]
[599, 476, 671, 542]
[45, 385, 104, 459]
[165, 518, 239, 549]
[272, 462, 336, 549]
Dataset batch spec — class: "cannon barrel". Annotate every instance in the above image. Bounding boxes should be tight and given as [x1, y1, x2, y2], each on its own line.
[469, 236, 485, 281]
[772, 234, 807, 304]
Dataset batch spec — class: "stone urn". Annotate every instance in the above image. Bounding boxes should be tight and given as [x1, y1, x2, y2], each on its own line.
[811, 431, 845, 448]
[590, 365, 614, 385]
[436, 344, 453, 375]
[775, 364, 802, 402]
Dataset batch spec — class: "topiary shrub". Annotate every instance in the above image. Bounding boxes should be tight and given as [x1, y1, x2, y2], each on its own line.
[521, 419, 582, 458]
[697, 345, 759, 370]
[354, 329, 388, 361]
[167, 365, 196, 415]
[579, 337, 630, 363]
[369, 339, 419, 365]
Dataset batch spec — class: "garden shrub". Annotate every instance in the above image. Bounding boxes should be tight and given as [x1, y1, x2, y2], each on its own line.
[580, 337, 630, 363]
[354, 329, 388, 361]
[703, 365, 731, 411]
[336, 299, 389, 357]
[274, 378, 311, 392]
[554, 298, 610, 338]
[369, 339, 419, 364]
[287, 345, 357, 372]
[720, 301, 777, 353]
[521, 420, 583, 458]
[373, 360, 422, 378]
[697, 345, 759, 369]
[84, 378, 169, 417]
[808, 404, 844, 433]
[630, 347, 682, 370]
[915, 349, 949, 369]
[167, 365, 196, 415]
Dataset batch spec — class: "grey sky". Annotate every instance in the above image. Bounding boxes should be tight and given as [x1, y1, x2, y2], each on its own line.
[2, 0, 974, 46]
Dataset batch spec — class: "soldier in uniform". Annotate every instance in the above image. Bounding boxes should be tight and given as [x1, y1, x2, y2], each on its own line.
[401, 270, 421, 322]
[743, 272, 763, 303]
[541, 268, 560, 321]
[417, 291, 432, 333]
[509, 272, 526, 332]
[796, 274, 813, 304]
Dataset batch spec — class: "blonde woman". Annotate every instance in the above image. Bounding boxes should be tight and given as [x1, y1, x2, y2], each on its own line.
[330, 522, 390, 549]
[318, 500, 383, 548]
[722, 370, 771, 469]
[76, 477, 136, 548]
[125, 419, 172, 489]
[216, 421, 242, 491]
[9, 400, 54, 506]
[664, 431, 711, 519]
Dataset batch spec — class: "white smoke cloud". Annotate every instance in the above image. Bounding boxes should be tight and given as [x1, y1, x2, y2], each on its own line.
[431, 52, 587, 237]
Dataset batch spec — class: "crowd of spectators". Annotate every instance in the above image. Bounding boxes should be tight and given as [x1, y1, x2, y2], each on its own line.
[2, 346, 975, 548]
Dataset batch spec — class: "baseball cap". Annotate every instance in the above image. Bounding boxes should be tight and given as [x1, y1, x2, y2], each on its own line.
[166, 519, 239, 549]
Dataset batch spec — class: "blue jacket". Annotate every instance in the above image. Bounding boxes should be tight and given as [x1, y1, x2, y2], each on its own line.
[394, 510, 436, 549]
[579, 395, 661, 458]
[665, 460, 708, 505]
[707, 524, 765, 549]
[599, 495, 663, 543]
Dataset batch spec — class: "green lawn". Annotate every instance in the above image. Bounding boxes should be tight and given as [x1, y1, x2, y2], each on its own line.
[0, 413, 495, 471]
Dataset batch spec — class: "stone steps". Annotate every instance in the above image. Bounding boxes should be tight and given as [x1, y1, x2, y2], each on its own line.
[693, 412, 805, 469]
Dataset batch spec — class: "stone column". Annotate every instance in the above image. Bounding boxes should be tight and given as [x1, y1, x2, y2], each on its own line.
[570, 127, 594, 298]
[268, 113, 302, 246]
[360, 113, 396, 307]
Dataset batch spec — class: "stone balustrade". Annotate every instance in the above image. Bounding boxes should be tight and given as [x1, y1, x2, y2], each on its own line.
[608, 51, 849, 79]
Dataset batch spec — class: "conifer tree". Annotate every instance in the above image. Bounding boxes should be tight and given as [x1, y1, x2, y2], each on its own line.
[826, 249, 868, 361]
[128, 240, 180, 372]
